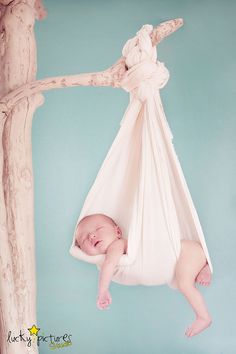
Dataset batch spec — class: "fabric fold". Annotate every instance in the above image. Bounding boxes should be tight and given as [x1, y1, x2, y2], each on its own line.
[70, 24, 213, 288]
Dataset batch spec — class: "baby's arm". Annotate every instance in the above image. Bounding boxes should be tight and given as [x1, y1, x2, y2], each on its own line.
[97, 238, 125, 310]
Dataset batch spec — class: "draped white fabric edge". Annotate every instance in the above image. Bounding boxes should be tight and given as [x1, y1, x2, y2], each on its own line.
[69, 24, 213, 288]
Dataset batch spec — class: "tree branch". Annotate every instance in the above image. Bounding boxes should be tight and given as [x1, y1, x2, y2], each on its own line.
[151, 18, 184, 46]
[0, 18, 183, 118]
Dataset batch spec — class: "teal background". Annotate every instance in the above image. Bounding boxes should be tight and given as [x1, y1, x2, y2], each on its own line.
[33, 1, 236, 353]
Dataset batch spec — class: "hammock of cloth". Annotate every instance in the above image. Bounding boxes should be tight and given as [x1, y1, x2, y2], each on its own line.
[69, 24, 213, 289]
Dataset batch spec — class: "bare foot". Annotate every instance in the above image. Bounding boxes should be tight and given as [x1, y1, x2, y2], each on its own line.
[195, 263, 212, 286]
[185, 315, 212, 337]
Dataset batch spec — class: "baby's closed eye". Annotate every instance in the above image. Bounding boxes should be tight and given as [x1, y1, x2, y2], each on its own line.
[75, 239, 80, 248]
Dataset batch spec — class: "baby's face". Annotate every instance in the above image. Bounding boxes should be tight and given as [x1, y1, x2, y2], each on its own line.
[75, 214, 121, 256]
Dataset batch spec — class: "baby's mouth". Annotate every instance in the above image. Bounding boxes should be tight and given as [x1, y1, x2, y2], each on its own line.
[94, 240, 101, 247]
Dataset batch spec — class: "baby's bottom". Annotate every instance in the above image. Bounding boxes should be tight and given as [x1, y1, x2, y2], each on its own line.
[175, 240, 212, 337]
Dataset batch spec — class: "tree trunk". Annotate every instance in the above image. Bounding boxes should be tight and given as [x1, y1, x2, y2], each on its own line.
[0, 1, 43, 353]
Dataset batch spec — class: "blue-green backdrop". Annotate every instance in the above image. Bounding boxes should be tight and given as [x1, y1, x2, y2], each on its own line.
[33, 1, 236, 353]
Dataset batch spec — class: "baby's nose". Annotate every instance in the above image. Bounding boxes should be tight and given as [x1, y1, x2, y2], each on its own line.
[88, 232, 96, 241]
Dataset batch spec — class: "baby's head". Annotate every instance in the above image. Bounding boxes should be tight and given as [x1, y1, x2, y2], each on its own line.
[75, 213, 122, 256]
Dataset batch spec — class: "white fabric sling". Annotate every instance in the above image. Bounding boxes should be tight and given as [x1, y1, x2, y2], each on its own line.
[70, 24, 213, 289]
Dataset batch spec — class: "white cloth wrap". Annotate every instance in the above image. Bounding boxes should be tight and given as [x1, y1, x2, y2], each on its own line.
[70, 24, 213, 289]
[121, 24, 169, 102]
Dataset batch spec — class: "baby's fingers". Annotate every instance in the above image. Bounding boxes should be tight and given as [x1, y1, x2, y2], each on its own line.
[98, 303, 110, 310]
[97, 300, 110, 310]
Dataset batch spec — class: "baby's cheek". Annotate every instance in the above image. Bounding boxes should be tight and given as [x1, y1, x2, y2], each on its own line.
[85, 245, 98, 256]
[80, 243, 90, 255]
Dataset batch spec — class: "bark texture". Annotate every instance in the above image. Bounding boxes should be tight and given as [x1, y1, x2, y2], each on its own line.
[0, 1, 45, 353]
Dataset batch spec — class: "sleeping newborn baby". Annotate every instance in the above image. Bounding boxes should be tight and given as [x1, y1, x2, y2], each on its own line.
[75, 213, 128, 310]
[75, 213, 212, 337]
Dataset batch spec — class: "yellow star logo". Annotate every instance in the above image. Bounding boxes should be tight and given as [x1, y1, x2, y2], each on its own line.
[28, 324, 40, 336]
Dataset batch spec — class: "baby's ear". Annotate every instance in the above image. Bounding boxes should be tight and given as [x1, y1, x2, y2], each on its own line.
[116, 226, 122, 238]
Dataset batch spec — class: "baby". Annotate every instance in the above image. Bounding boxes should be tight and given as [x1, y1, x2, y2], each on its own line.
[75, 213, 212, 337]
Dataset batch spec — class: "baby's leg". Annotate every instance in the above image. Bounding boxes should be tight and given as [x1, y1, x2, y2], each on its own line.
[175, 240, 212, 337]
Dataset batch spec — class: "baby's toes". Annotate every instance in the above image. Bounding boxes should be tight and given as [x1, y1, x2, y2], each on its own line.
[185, 327, 191, 337]
[203, 280, 209, 285]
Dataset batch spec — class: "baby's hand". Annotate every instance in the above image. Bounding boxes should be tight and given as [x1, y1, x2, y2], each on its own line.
[97, 290, 112, 310]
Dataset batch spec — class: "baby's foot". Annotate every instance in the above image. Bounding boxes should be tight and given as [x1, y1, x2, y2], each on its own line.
[185, 315, 212, 337]
[195, 263, 212, 286]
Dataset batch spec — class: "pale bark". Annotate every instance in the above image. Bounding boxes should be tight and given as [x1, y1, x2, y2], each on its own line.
[0, 0, 183, 352]
[0, 1, 43, 353]
[0, 18, 183, 116]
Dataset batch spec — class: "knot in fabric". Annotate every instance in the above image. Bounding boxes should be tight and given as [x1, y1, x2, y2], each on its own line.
[120, 24, 170, 102]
